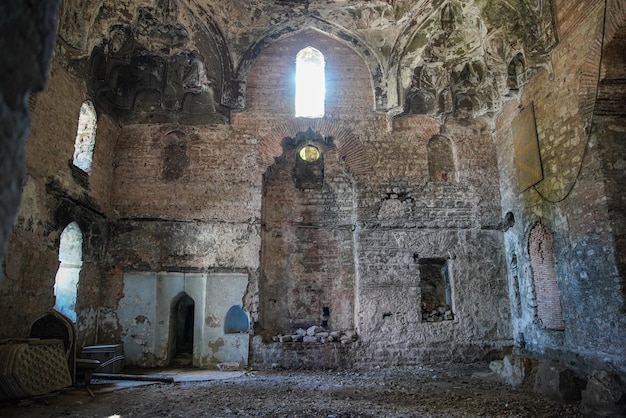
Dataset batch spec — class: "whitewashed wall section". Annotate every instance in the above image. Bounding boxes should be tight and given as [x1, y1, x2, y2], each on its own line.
[118, 272, 249, 368]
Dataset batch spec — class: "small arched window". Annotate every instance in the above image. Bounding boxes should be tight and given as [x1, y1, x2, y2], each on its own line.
[54, 222, 83, 322]
[295, 47, 325, 118]
[73, 101, 97, 173]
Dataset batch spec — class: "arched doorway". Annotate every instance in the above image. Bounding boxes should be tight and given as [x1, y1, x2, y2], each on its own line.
[169, 293, 195, 366]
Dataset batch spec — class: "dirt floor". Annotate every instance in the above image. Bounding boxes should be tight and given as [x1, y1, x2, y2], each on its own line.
[0, 363, 583, 418]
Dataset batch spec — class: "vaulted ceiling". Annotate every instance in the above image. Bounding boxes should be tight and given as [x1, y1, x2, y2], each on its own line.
[56, 0, 557, 123]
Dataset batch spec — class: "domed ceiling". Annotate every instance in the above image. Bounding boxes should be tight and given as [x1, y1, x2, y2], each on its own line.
[56, 0, 557, 123]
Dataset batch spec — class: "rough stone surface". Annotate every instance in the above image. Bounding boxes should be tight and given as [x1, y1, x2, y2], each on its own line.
[0, 0, 60, 271]
[534, 360, 586, 402]
[580, 370, 626, 418]
[489, 354, 537, 387]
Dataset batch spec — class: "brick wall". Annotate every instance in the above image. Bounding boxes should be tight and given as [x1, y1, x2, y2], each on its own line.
[496, 0, 626, 373]
[0, 61, 118, 347]
[260, 137, 355, 334]
[245, 28, 374, 118]
[529, 223, 565, 330]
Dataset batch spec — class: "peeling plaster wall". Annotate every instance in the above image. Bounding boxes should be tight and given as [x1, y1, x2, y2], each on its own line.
[2, 0, 623, 375]
[118, 272, 248, 368]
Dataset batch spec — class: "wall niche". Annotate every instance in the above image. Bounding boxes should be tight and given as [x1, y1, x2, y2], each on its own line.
[260, 129, 356, 336]
[418, 258, 454, 322]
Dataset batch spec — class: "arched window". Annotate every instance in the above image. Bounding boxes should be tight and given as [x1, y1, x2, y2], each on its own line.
[54, 222, 83, 322]
[295, 47, 325, 118]
[73, 101, 97, 173]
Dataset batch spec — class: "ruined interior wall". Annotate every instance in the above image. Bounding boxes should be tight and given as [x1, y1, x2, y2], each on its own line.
[101, 122, 262, 344]
[260, 139, 356, 335]
[494, 0, 626, 375]
[352, 116, 510, 366]
[0, 60, 118, 348]
[240, 30, 510, 368]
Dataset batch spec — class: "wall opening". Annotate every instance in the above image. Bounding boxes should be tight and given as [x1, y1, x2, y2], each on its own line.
[169, 292, 195, 365]
[295, 47, 325, 118]
[529, 223, 565, 330]
[419, 258, 454, 322]
[295, 136, 325, 190]
[507, 53, 526, 90]
[54, 222, 83, 322]
[72, 101, 97, 173]
[428, 135, 456, 182]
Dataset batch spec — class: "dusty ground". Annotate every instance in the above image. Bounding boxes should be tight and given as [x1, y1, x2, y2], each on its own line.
[0, 363, 583, 418]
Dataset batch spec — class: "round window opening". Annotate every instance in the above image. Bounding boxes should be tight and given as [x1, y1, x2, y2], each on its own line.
[298, 145, 321, 162]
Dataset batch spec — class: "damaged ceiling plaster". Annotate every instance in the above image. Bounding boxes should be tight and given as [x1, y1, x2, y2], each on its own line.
[57, 0, 557, 123]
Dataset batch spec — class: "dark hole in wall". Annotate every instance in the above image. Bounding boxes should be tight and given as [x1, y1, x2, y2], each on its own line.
[418, 258, 454, 322]
[171, 294, 194, 357]
[503, 211, 515, 231]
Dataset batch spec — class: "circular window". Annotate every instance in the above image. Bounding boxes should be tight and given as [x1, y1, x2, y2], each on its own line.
[298, 144, 320, 162]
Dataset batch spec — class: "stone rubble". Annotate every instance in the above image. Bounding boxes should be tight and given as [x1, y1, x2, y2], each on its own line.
[272, 326, 358, 345]
[422, 305, 455, 322]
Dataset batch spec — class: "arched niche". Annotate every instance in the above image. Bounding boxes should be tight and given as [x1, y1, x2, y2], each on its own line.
[428, 135, 457, 183]
[259, 129, 356, 335]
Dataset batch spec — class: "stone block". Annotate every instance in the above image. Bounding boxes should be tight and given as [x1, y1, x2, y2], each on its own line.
[306, 326, 324, 336]
[534, 361, 585, 402]
[581, 370, 626, 418]
[489, 354, 536, 387]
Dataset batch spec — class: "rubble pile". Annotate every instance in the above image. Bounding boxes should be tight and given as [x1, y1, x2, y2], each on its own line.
[422, 305, 454, 322]
[272, 326, 358, 345]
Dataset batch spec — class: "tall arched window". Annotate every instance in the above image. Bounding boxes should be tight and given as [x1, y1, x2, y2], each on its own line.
[73, 101, 97, 173]
[295, 47, 325, 118]
[54, 222, 83, 322]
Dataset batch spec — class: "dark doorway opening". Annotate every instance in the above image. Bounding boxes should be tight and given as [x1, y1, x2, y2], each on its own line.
[170, 293, 195, 366]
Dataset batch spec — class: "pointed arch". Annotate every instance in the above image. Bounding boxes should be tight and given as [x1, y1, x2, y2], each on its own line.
[507, 52, 526, 90]
[428, 135, 456, 182]
[528, 223, 564, 330]
[256, 119, 371, 182]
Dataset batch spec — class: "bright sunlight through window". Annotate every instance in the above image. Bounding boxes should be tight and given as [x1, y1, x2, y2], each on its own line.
[295, 47, 325, 118]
